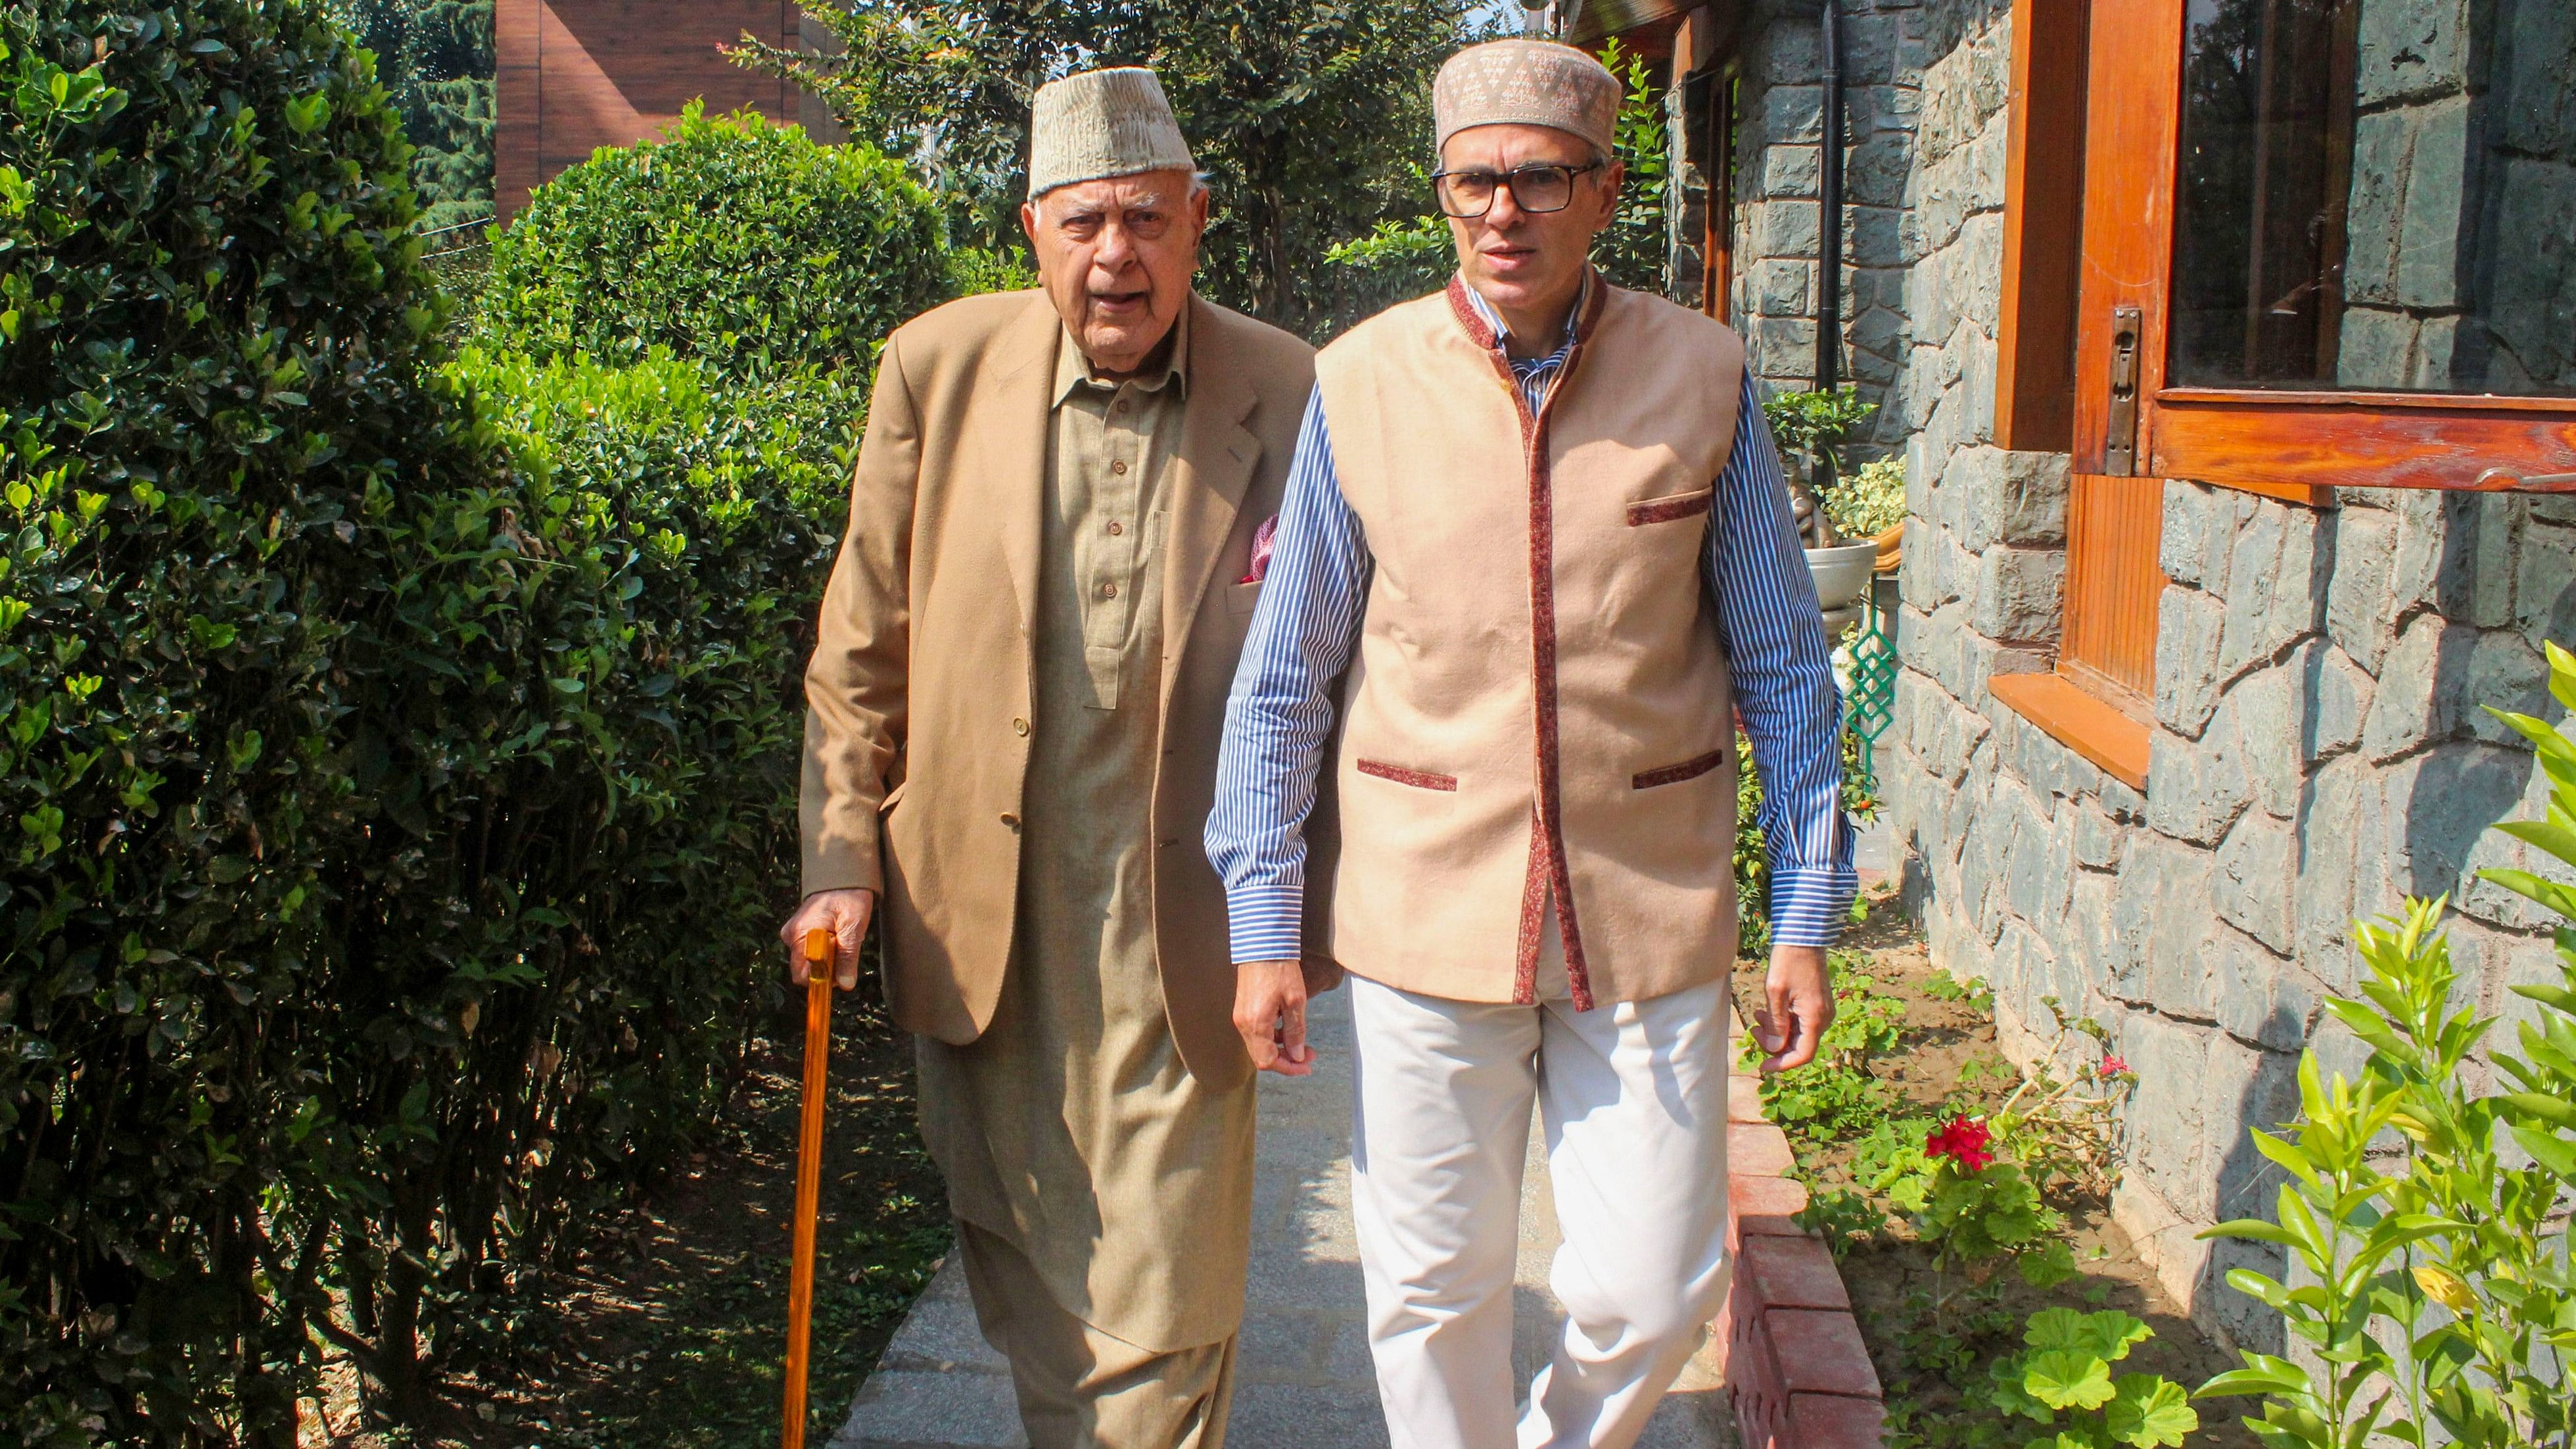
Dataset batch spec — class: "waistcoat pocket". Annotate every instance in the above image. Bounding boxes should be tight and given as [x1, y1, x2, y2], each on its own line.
[1632, 748, 1729, 790]
[1626, 488, 1716, 527]
[1356, 759, 1459, 792]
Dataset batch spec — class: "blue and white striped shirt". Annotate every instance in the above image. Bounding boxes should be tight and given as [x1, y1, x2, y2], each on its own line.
[1204, 277, 1856, 966]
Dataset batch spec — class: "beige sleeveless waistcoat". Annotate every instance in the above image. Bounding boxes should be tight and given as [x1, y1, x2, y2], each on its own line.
[1315, 279, 1748, 1008]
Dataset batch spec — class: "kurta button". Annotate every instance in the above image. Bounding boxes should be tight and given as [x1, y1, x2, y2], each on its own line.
[1111, 460, 1129, 474]
[1000, 811, 1019, 829]
[1012, 717, 1029, 736]
[1100, 581, 1117, 598]
[1107, 520, 1123, 536]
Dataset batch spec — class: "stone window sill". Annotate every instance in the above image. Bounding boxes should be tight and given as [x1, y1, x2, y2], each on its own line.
[1988, 671, 2150, 792]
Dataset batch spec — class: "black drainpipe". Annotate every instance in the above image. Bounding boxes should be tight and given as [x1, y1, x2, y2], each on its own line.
[1814, 0, 1848, 490]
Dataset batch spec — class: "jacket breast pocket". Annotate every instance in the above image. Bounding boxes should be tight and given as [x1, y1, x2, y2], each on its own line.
[1226, 581, 1263, 616]
[1627, 487, 1715, 527]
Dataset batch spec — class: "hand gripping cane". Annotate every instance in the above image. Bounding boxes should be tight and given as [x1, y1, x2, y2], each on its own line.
[782, 926, 835, 1449]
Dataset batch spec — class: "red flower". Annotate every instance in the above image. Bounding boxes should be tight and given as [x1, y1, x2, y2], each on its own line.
[2100, 1055, 2131, 1079]
[1925, 1114, 1996, 1173]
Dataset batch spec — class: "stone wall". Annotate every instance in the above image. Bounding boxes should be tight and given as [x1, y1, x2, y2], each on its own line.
[1886, 475, 2576, 1347]
[1726, 0, 2016, 452]
[1716, 0, 2576, 1352]
[2337, 0, 2576, 392]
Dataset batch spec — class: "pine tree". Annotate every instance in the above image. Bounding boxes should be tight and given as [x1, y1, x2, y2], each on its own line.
[345, 0, 496, 230]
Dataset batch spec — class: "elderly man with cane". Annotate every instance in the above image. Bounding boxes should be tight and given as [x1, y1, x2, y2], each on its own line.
[1206, 38, 1852, 1449]
[783, 67, 1322, 1448]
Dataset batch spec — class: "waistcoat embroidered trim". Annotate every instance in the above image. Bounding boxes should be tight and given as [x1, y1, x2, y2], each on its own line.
[1445, 277, 1607, 1010]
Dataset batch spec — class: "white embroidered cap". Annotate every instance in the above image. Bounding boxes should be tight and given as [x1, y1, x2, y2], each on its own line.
[1027, 67, 1196, 197]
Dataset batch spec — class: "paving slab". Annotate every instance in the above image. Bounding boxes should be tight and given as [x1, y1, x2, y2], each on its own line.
[833, 986, 1736, 1448]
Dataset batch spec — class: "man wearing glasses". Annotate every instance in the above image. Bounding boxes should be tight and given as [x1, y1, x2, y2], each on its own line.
[1204, 38, 1850, 1449]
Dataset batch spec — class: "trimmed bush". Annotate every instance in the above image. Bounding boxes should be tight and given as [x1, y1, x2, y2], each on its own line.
[0, 2, 852, 1437]
[473, 103, 947, 374]
[1, 0, 483, 1432]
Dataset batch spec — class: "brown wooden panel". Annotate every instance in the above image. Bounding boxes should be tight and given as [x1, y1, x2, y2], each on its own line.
[1703, 61, 1737, 324]
[1988, 671, 2149, 789]
[2072, 0, 2184, 477]
[2070, 0, 2576, 496]
[2151, 398, 2576, 495]
[2059, 473, 2165, 700]
[500, 1, 803, 218]
[1992, 0, 2088, 452]
[495, 0, 543, 219]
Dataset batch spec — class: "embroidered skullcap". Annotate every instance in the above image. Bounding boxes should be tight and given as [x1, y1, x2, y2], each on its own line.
[1027, 67, 1196, 197]
[1433, 39, 1619, 158]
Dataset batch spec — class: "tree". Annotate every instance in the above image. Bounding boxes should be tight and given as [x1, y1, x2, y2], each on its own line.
[726, 0, 1476, 335]
[339, 0, 495, 230]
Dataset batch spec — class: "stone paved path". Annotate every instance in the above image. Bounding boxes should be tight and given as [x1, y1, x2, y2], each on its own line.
[831, 985, 1735, 1448]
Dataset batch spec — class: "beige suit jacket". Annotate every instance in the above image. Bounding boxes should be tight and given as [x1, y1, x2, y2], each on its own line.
[800, 288, 1327, 1087]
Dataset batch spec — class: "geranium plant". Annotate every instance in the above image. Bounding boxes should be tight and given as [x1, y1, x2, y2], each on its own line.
[1890, 1114, 2078, 1292]
[1987, 1309, 2200, 1449]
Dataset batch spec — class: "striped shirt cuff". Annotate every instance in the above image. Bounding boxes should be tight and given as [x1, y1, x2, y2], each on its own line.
[1227, 883, 1306, 964]
[1768, 867, 1860, 949]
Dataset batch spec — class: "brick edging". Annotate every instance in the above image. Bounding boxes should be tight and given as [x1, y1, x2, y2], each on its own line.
[1718, 1068, 1887, 1448]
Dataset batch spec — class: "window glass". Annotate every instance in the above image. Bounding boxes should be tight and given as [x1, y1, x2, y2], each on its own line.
[2169, 0, 2576, 395]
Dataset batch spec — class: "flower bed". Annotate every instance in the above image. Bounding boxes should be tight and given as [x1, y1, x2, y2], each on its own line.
[1731, 909, 2259, 1449]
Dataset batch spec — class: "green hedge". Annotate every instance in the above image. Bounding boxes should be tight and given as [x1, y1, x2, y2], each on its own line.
[0, 1, 855, 1437]
[473, 102, 947, 374]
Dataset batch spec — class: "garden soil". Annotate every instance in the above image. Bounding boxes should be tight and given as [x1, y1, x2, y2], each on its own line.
[1733, 902, 2263, 1448]
[300, 995, 952, 1447]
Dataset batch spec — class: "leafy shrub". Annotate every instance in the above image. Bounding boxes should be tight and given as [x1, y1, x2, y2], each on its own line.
[473, 102, 945, 375]
[1827, 456, 1907, 539]
[1593, 37, 1670, 296]
[0, 3, 848, 1436]
[1, 0, 478, 1430]
[1321, 214, 1453, 339]
[945, 243, 1037, 299]
[2197, 642, 2576, 1449]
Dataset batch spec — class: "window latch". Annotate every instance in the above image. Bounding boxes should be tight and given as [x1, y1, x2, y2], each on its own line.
[2105, 305, 2142, 477]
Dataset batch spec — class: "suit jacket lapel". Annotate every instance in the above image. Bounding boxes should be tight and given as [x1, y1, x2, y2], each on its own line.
[1163, 297, 1261, 702]
[975, 293, 1060, 650]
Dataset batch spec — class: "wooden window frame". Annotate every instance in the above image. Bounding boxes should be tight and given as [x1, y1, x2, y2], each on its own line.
[1700, 58, 1739, 325]
[2073, 0, 2576, 500]
[1979, 0, 2155, 790]
[1992, 0, 2088, 452]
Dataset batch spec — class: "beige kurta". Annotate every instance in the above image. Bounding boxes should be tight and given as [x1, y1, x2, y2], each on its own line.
[916, 310, 1256, 1354]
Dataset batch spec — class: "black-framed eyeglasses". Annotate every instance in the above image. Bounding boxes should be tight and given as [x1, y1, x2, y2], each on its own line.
[1430, 162, 1604, 219]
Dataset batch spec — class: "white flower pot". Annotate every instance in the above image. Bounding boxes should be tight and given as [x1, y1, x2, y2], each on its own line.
[1804, 539, 1879, 614]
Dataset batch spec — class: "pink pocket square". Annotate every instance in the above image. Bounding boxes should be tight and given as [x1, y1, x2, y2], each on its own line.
[1241, 513, 1279, 584]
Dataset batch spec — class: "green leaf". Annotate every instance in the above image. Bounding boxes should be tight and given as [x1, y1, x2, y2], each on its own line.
[2024, 1350, 2119, 1410]
[2106, 1375, 2198, 1448]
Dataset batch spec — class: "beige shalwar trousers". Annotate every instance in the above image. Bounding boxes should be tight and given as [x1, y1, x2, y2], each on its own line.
[957, 1221, 1241, 1449]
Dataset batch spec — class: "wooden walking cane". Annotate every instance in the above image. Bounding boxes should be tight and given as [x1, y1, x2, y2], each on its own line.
[782, 926, 836, 1449]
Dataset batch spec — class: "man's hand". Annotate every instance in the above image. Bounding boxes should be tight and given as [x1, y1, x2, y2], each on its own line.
[1754, 943, 1833, 1074]
[1233, 959, 1315, 1077]
[782, 888, 876, 991]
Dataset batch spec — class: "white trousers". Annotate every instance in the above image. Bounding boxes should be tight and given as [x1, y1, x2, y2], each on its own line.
[1347, 972, 1733, 1449]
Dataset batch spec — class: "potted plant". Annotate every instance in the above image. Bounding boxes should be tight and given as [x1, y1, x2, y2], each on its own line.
[1762, 385, 1883, 615]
